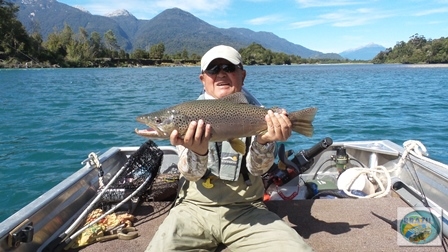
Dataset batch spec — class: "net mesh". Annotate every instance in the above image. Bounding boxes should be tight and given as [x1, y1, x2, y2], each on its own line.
[100, 140, 164, 203]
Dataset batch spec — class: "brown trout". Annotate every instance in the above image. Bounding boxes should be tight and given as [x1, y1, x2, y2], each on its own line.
[135, 92, 317, 154]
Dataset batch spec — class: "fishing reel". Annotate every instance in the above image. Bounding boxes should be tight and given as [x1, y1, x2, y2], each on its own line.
[331, 146, 350, 172]
[263, 137, 333, 188]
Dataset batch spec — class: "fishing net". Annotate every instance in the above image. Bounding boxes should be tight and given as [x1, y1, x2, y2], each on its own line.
[46, 140, 168, 250]
[99, 140, 164, 208]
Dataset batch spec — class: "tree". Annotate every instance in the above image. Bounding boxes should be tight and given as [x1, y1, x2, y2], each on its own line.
[0, 0, 37, 61]
[0, 0, 19, 54]
[65, 27, 95, 64]
[118, 49, 127, 59]
[240, 43, 274, 65]
[409, 33, 426, 49]
[65, 39, 82, 63]
[149, 43, 165, 59]
[104, 30, 119, 56]
[181, 48, 189, 60]
[44, 29, 65, 56]
[90, 32, 104, 57]
[372, 51, 387, 64]
[60, 24, 74, 46]
[29, 32, 44, 57]
[372, 34, 448, 64]
[78, 27, 89, 43]
[131, 48, 148, 59]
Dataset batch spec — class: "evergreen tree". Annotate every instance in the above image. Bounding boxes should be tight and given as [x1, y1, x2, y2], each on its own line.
[90, 32, 104, 58]
[131, 48, 149, 59]
[149, 43, 165, 59]
[0, 0, 37, 61]
[104, 30, 119, 57]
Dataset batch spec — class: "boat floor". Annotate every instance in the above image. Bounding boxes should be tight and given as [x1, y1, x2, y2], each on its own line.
[68, 193, 447, 252]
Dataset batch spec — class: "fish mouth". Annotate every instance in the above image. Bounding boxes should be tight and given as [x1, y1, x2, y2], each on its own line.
[135, 128, 161, 138]
[134, 126, 169, 139]
[135, 115, 170, 139]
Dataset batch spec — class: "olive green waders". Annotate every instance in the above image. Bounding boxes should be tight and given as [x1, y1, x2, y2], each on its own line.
[146, 174, 312, 251]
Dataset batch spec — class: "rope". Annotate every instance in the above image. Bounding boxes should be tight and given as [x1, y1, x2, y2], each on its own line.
[63, 162, 129, 237]
[402, 140, 447, 169]
[401, 140, 431, 207]
[340, 166, 391, 198]
[68, 171, 155, 241]
[403, 140, 428, 157]
[391, 140, 428, 173]
[340, 140, 431, 199]
[88, 153, 104, 189]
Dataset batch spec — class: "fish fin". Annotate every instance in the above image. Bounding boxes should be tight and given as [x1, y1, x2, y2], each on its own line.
[228, 138, 247, 155]
[289, 107, 318, 137]
[220, 92, 248, 104]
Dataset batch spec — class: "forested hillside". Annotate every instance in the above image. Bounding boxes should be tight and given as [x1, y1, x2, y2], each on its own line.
[2, 1, 447, 68]
[11, 0, 334, 58]
[372, 34, 448, 64]
[0, 0, 346, 68]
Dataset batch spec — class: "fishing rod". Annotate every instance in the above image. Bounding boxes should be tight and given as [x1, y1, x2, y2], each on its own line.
[264, 137, 333, 189]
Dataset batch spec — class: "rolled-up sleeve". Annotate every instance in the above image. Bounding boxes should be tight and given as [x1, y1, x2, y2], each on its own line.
[176, 145, 208, 181]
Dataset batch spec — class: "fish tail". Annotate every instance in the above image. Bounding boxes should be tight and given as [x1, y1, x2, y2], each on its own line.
[289, 107, 317, 137]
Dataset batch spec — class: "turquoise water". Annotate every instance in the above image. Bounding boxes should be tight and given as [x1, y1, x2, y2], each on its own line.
[1, 64, 447, 222]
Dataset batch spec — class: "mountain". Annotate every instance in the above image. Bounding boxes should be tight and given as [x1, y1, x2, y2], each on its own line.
[339, 43, 386, 60]
[12, 0, 342, 59]
[13, 0, 133, 50]
[130, 8, 246, 55]
[225, 28, 324, 58]
[106, 9, 140, 42]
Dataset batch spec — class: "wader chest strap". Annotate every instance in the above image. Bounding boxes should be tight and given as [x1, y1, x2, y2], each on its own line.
[240, 137, 252, 186]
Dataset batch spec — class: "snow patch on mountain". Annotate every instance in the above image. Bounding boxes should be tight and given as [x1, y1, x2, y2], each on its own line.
[73, 5, 90, 14]
[105, 9, 132, 17]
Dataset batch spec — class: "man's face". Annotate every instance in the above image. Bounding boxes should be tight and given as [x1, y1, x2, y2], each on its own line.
[199, 58, 246, 99]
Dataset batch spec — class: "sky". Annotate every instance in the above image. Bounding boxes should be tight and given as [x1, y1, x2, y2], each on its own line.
[57, 0, 448, 53]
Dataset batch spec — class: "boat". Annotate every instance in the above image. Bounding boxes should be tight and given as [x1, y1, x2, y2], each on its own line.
[1, 136, 447, 251]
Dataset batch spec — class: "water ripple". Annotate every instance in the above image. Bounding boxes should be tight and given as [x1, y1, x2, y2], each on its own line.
[0, 65, 447, 221]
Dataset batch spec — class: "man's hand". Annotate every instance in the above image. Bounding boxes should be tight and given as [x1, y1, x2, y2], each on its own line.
[257, 109, 292, 145]
[170, 119, 211, 156]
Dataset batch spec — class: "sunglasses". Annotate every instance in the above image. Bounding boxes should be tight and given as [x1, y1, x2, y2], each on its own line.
[204, 64, 241, 75]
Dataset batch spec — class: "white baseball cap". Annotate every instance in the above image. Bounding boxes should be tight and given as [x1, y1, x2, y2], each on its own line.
[200, 45, 243, 71]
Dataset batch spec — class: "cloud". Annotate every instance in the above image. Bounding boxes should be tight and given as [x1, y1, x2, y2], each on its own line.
[63, 0, 231, 19]
[290, 8, 391, 28]
[152, 0, 231, 13]
[244, 0, 272, 2]
[247, 14, 285, 25]
[295, 0, 360, 8]
[66, 1, 158, 18]
[414, 7, 448, 16]
[290, 19, 326, 28]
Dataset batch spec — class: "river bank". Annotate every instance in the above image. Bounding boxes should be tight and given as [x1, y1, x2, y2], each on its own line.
[0, 58, 199, 69]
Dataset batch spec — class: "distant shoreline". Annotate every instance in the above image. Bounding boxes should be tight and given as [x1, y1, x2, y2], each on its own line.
[403, 64, 448, 68]
[0, 58, 199, 69]
[2, 59, 448, 69]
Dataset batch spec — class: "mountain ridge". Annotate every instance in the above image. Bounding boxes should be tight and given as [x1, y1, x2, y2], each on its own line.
[106, 9, 134, 18]
[12, 0, 346, 59]
[339, 43, 386, 60]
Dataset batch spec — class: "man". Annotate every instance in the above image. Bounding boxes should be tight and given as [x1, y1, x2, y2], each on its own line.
[146, 45, 312, 251]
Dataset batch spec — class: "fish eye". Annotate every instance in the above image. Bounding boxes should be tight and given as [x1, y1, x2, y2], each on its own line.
[155, 117, 161, 123]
